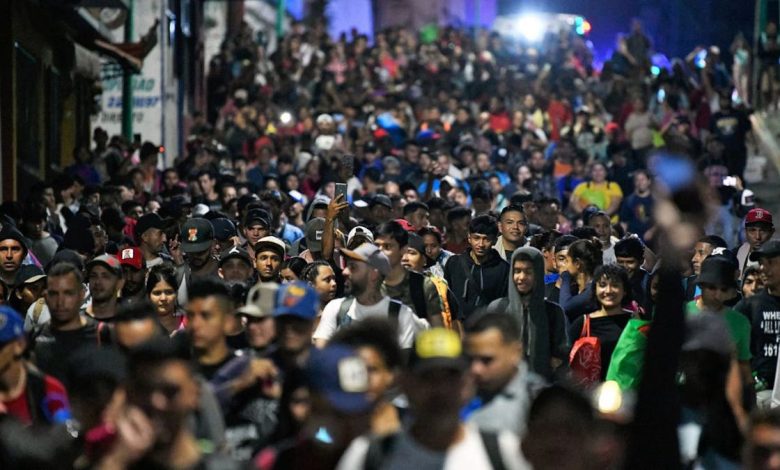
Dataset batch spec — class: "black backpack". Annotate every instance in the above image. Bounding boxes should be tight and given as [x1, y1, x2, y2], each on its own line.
[362, 429, 507, 470]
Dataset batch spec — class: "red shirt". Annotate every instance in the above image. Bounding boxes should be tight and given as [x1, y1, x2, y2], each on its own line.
[3, 372, 69, 426]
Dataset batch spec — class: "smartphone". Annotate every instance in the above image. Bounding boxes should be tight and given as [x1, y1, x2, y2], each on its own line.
[341, 154, 354, 176]
[722, 176, 738, 187]
[335, 183, 348, 201]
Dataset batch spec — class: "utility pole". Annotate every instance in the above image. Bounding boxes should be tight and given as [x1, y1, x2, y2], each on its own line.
[277, 0, 286, 38]
[121, 0, 135, 140]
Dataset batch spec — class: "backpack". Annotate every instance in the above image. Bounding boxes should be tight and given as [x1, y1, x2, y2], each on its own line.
[25, 366, 71, 425]
[336, 297, 402, 329]
[410, 272, 460, 332]
[569, 314, 602, 387]
[363, 429, 507, 470]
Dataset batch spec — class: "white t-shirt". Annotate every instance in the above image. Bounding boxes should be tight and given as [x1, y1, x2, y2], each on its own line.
[336, 424, 529, 470]
[313, 296, 427, 348]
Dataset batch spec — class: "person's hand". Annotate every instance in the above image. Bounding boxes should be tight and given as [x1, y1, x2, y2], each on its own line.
[326, 194, 349, 221]
[95, 406, 155, 470]
[236, 359, 281, 398]
[168, 237, 184, 266]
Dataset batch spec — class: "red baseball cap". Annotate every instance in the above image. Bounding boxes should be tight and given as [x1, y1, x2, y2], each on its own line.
[118, 246, 145, 270]
[746, 208, 773, 226]
[394, 219, 415, 232]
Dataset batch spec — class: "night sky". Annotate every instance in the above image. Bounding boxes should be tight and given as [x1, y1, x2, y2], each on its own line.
[500, 0, 755, 62]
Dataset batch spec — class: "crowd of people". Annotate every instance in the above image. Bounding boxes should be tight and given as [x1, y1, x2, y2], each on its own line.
[3, 13, 780, 470]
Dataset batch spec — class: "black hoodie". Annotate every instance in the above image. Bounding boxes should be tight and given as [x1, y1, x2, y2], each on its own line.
[487, 247, 569, 379]
[444, 248, 509, 320]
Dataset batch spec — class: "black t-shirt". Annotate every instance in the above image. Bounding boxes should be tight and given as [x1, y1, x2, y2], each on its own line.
[197, 350, 239, 382]
[735, 291, 780, 384]
[709, 110, 750, 155]
[569, 313, 631, 380]
[227, 331, 250, 351]
[33, 317, 110, 385]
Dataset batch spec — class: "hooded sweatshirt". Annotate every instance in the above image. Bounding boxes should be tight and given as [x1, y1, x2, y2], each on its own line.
[487, 247, 569, 379]
[444, 248, 509, 320]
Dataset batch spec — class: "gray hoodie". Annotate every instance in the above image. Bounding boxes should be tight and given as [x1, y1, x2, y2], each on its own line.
[488, 246, 568, 379]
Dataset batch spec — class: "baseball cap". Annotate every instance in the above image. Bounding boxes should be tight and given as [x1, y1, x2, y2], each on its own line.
[244, 208, 271, 229]
[305, 218, 326, 253]
[408, 328, 468, 373]
[211, 217, 238, 242]
[306, 345, 372, 414]
[134, 213, 166, 240]
[254, 236, 286, 257]
[14, 265, 46, 287]
[746, 207, 773, 227]
[238, 282, 279, 318]
[750, 239, 780, 261]
[407, 233, 425, 254]
[347, 226, 374, 245]
[316, 113, 334, 125]
[369, 194, 393, 210]
[394, 218, 415, 232]
[273, 281, 319, 320]
[339, 243, 391, 276]
[181, 218, 214, 253]
[118, 247, 144, 270]
[219, 245, 252, 268]
[86, 254, 123, 277]
[696, 255, 738, 288]
[47, 249, 85, 272]
[0, 306, 25, 344]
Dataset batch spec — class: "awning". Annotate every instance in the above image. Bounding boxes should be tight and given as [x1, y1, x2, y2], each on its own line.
[91, 38, 143, 73]
[74, 43, 102, 80]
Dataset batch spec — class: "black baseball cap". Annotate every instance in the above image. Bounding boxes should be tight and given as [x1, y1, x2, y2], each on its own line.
[181, 218, 214, 253]
[697, 255, 738, 288]
[750, 239, 780, 262]
[219, 245, 252, 268]
[211, 218, 237, 242]
[369, 194, 392, 210]
[244, 209, 271, 229]
[134, 213, 166, 239]
[14, 264, 46, 287]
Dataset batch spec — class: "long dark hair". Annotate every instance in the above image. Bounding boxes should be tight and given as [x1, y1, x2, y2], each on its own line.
[145, 265, 178, 296]
[568, 239, 603, 276]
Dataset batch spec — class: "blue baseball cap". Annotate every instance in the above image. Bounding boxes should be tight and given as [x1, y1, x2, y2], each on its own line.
[0, 306, 25, 344]
[273, 281, 319, 320]
[306, 345, 372, 414]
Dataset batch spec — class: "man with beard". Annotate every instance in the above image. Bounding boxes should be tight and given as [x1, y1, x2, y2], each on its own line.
[219, 245, 255, 286]
[737, 208, 775, 277]
[177, 218, 219, 305]
[444, 215, 510, 320]
[84, 254, 124, 321]
[0, 226, 27, 288]
[118, 247, 148, 305]
[134, 212, 168, 269]
[314, 244, 425, 348]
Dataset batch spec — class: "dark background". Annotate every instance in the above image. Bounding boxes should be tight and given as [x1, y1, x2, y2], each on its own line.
[498, 0, 758, 62]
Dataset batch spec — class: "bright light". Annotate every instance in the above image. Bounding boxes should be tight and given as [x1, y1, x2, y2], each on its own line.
[280, 111, 293, 125]
[517, 15, 546, 42]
